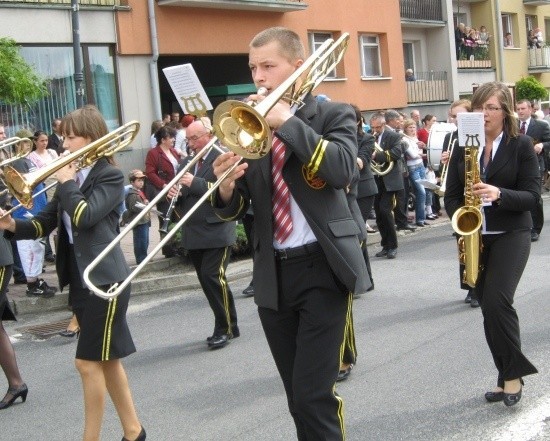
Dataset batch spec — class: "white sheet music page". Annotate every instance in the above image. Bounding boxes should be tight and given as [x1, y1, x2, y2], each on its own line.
[162, 64, 213, 116]
[457, 112, 485, 148]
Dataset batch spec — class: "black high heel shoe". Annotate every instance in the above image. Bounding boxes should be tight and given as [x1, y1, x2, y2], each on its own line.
[503, 379, 524, 407]
[484, 390, 504, 402]
[59, 327, 80, 338]
[122, 426, 146, 441]
[0, 383, 28, 410]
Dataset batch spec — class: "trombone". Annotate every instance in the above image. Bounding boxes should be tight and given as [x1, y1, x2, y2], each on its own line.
[0, 137, 32, 167]
[2, 121, 140, 211]
[434, 137, 456, 196]
[83, 33, 351, 300]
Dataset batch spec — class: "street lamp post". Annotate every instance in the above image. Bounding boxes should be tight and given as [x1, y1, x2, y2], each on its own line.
[71, 0, 85, 108]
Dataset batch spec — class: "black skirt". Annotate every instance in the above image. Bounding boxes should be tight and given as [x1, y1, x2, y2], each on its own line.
[0, 266, 16, 322]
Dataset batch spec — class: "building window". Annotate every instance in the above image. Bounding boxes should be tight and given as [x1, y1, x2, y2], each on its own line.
[308, 32, 336, 79]
[0, 44, 119, 136]
[360, 34, 381, 77]
[501, 14, 514, 47]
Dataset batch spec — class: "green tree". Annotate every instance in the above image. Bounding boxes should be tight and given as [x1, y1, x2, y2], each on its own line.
[0, 37, 48, 105]
[515, 76, 548, 103]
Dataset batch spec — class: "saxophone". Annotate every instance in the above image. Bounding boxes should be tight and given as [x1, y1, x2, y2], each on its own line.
[451, 135, 483, 288]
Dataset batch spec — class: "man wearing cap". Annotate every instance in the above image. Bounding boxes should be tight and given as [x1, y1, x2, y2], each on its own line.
[124, 170, 151, 264]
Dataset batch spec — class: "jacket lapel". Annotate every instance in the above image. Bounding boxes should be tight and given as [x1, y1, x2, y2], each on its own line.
[486, 134, 512, 180]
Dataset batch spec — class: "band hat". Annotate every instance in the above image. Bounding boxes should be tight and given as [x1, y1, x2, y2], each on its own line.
[129, 169, 146, 181]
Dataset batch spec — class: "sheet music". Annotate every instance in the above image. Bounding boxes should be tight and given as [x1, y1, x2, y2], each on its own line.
[457, 112, 485, 148]
[162, 64, 213, 116]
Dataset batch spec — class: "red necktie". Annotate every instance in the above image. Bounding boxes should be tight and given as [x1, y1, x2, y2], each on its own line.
[271, 135, 293, 244]
[520, 121, 526, 134]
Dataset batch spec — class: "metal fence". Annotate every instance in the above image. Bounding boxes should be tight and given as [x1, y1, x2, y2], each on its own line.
[400, 0, 443, 22]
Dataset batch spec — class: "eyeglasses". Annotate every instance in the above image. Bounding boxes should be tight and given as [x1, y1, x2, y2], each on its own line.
[370, 125, 383, 131]
[184, 133, 209, 143]
[475, 106, 502, 113]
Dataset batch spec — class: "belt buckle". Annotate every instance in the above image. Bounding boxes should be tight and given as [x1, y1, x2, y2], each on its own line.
[276, 248, 288, 260]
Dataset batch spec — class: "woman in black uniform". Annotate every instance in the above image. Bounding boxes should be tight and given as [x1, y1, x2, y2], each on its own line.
[0, 186, 27, 410]
[0, 106, 145, 440]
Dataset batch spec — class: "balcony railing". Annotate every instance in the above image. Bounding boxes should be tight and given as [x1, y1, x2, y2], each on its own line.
[528, 47, 550, 69]
[400, 0, 443, 22]
[157, 0, 306, 12]
[406, 71, 448, 104]
[457, 43, 491, 69]
[0, 0, 120, 5]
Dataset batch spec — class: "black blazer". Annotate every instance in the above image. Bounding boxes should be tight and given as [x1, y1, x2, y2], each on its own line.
[7, 158, 130, 290]
[372, 129, 404, 191]
[524, 118, 550, 172]
[445, 134, 540, 232]
[214, 94, 368, 310]
[357, 132, 378, 198]
[47, 133, 64, 155]
[175, 146, 236, 250]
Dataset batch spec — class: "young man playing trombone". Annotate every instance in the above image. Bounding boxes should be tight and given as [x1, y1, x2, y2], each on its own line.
[211, 27, 369, 440]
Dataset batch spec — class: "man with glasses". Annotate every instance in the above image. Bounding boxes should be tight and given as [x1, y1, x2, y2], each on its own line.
[170, 118, 239, 349]
[370, 112, 407, 259]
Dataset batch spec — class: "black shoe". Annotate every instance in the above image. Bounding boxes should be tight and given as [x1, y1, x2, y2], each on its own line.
[531, 231, 539, 242]
[426, 214, 438, 220]
[416, 222, 430, 227]
[44, 254, 55, 263]
[336, 364, 353, 382]
[485, 390, 504, 403]
[470, 298, 480, 308]
[242, 284, 254, 297]
[207, 326, 239, 342]
[396, 224, 416, 231]
[0, 383, 28, 410]
[464, 291, 472, 303]
[59, 328, 80, 338]
[387, 248, 397, 259]
[26, 279, 57, 298]
[375, 249, 388, 258]
[122, 425, 146, 441]
[208, 334, 230, 349]
[503, 385, 523, 407]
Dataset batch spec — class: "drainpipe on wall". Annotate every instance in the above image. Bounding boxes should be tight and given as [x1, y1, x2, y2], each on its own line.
[494, 1, 505, 83]
[148, 0, 162, 120]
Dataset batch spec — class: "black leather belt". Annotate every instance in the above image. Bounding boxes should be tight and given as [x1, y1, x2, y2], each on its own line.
[274, 242, 321, 261]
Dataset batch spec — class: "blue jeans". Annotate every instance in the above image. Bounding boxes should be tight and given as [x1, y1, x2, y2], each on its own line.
[133, 222, 150, 264]
[408, 164, 426, 223]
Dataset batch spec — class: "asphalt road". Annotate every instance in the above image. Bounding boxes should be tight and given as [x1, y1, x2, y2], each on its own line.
[1, 213, 549, 440]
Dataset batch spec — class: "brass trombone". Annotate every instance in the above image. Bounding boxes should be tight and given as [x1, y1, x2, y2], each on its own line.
[2, 121, 140, 211]
[84, 33, 351, 300]
[0, 137, 32, 167]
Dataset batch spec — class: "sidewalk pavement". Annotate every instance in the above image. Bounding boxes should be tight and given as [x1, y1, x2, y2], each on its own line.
[7, 209, 453, 316]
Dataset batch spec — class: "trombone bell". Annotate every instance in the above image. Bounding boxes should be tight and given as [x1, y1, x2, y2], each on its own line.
[2, 166, 33, 208]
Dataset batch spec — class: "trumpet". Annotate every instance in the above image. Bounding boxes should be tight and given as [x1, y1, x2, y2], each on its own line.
[83, 33, 351, 300]
[0, 137, 32, 167]
[2, 121, 139, 210]
[370, 143, 394, 176]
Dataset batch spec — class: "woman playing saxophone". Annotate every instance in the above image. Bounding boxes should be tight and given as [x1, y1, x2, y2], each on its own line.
[444, 82, 540, 407]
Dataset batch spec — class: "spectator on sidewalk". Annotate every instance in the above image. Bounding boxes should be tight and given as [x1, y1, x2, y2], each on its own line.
[124, 170, 151, 265]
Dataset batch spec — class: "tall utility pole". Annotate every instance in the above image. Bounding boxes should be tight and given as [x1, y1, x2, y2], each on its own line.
[71, 0, 85, 108]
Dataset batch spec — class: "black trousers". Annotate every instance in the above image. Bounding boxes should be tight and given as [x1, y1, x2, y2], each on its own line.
[393, 178, 409, 228]
[529, 194, 544, 234]
[357, 195, 375, 223]
[374, 185, 398, 249]
[477, 231, 538, 387]
[259, 249, 351, 441]
[188, 247, 237, 337]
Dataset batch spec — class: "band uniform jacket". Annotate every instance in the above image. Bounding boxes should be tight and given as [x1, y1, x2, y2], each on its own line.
[175, 146, 236, 250]
[5, 158, 130, 290]
[444, 133, 540, 231]
[372, 129, 405, 191]
[214, 94, 369, 310]
[357, 132, 378, 198]
[524, 118, 550, 173]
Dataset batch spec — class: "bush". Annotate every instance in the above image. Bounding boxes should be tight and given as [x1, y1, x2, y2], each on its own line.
[232, 222, 251, 258]
[515, 76, 548, 102]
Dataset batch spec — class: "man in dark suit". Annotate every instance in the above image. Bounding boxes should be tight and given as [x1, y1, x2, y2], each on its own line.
[47, 118, 64, 155]
[370, 112, 410, 259]
[516, 99, 549, 241]
[212, 27, 369, 441]
[172, 118, 238, 350]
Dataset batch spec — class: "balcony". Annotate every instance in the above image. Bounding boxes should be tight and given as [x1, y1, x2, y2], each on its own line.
[528, 47, 550, 72]
[0, 0, 120, 5]
[457, 44, 491, 69]
[400, 0, 444, 25]
[157, 0, 307, 12]
[406, 71, 448, 104]
[523, 0, 550, 5]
